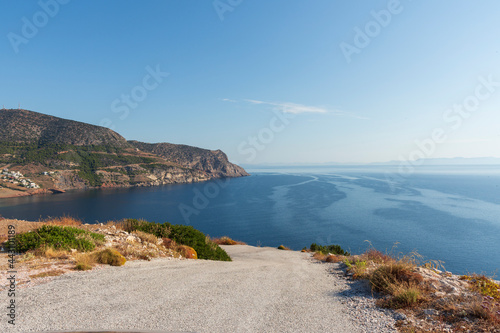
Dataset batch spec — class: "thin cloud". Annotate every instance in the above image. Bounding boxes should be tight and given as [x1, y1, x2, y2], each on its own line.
[244, 99, 328, 114]
[220, 98, 237, 103]
[244, 99, 368, 119]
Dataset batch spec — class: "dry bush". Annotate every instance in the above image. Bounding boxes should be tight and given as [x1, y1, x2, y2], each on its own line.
[313, 252, 327, 261]
[177, 245, 197, 259]
[376, 281, 425, 309]
[278, 245, 291, 250]
[94, 248, 126, 266]
[43, 216, 82, 227]
[431, 294, 500, 330]
[212, 236, 246, 245]
[114, 243, 159, 261]
[325, 254, 342, 263]
[34, 247, 70, 259]
[162, 237, 178, 249]
[361, 249, 395, 265]
[370, 262, 423, 294]
[74, 252, 96, 270]
[132, 230, 159, 245]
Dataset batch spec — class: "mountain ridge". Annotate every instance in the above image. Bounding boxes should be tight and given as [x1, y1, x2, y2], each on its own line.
[0, 108, 248, 197]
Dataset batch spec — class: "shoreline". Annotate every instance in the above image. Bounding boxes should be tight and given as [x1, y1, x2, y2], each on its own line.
[0, 174, 248, 199]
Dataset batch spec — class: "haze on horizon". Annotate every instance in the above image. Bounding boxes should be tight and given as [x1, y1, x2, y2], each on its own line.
[1, 1, 499, 165]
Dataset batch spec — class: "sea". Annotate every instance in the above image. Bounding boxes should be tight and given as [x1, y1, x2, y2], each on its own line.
[1, 165, 500, 276]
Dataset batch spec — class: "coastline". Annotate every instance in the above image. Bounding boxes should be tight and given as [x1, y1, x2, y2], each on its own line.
[0, 174, 247, 199]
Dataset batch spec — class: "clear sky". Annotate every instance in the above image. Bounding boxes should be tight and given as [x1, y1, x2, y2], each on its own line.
[1, 1, 499, 165]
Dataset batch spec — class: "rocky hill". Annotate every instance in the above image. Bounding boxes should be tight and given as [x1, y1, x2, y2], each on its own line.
[0, 109, 248, 197]
[0, 109, 129, 147]
[129, 141, 248, 178]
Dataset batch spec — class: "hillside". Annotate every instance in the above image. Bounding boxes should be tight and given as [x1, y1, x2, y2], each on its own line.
[0, 109, 129, 147]
[129, 141, 248, 178]
[0, 109, 248, 197]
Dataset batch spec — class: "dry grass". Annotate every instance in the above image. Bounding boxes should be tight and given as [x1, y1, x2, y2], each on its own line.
[74, 252, 96, 270]
[42, 216, 82, 227]
[370, 262, 424, 294]
[162, 237, 177, 249]
[325, 254, 342, 263]
[312, 252, 327, 261]
[93, 248, 126, 266]
[113, 243, 162, 261]
[323, 247, 500, 331]
[34, 247, 70, 259]
[460, 274, 500, 300]
[212, 236, 246, 245]
[132, 230, 159, 245]
[29, 269, 66, 279]
[0, 219, 45, 243]
[361, 248, 395, 265]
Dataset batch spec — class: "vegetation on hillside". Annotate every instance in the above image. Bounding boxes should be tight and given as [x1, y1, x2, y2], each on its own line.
[310, 243, 350, 256]
[119, 219, 231, 261]
[14, 225, 105, 252]
[310, 245, 500, 331]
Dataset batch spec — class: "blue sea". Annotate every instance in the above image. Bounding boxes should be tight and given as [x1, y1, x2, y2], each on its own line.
[1, 165, 500, 276]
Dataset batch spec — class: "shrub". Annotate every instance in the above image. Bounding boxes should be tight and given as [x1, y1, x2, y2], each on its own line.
[74, 253, 96, 270]
[121, 219, 231, 261]
[119, 218, 170, 238]
[378, 283, 423, 309]
[310, 243, 350, 256]
[325, 254, 341, 263]
[15, 225, 104, 252]
[460, 274, 500, 300]
[94, 248, 126, 266]
[162, 237, 177, 249]
[362, 249, 394, 265]
[212, 236, 246, 245]
[277, 245, 290, 250]
[370, 263, 423, 294]
[394, 286, 421, 307]
[169, 224, 231, 261]
[132, 230, 159, 245]
[313, 252, 327, 261]
[75, 263, 93, 271]
[177, 245, 197, 259]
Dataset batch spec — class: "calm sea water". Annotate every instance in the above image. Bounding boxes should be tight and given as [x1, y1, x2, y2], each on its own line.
[2, 165, 500, 275]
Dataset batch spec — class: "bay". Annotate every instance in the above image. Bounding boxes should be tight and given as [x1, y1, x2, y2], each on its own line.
[2, 165, 500, 276]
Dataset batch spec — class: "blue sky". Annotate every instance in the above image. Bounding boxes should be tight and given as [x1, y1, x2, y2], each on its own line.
[1, 1, 499, 164]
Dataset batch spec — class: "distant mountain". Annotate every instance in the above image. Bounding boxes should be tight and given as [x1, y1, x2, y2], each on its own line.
[369, 157, 500, 166]
[0, 109, 248, 195]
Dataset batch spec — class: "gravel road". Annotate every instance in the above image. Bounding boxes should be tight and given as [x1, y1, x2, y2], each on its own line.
[2, 245, 396, 333]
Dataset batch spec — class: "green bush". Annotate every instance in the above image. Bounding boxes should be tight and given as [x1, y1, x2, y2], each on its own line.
[120, 218, 171, 238]
[121, 219, 231, 261]
[169, 224, 231, 261]
[310, 243, 350, 256]
[15, 225, 104, 253]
